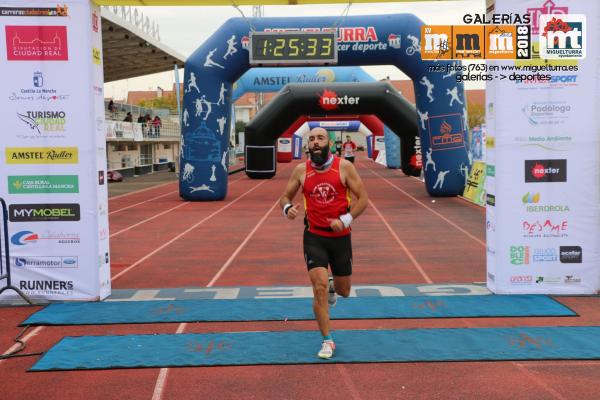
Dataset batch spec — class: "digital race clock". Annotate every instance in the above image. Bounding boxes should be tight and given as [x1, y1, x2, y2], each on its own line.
[249, 31, 338, 66]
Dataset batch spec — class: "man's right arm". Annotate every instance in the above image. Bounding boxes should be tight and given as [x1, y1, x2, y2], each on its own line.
[279, 164, 303, 219]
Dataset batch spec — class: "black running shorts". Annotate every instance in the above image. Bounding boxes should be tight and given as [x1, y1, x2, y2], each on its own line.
[303, 230, 353, 276]
[344, 156, 355, 163]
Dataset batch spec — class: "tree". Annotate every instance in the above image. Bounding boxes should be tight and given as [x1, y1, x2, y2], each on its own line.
[138, 94, 179, 112]
[467, 102, 485, 129]
[234, 120, 247, 143]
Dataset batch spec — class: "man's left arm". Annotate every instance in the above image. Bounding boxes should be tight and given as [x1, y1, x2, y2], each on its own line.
[329, 161, 368, 232]
[344, 161, 368, 219]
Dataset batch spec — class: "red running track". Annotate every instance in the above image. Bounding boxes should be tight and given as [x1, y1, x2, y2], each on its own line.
[1, 154, 600, 400]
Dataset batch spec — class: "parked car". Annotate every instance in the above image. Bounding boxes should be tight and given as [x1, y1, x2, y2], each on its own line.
[107, 170, 123, 182]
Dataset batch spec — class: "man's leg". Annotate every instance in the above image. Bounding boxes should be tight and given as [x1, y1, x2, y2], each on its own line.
[333, 275, 351, 297]
[308, 267, 331, 337]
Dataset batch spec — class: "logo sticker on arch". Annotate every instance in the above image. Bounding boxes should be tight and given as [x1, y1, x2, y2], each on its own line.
[427, 113, 465, 151]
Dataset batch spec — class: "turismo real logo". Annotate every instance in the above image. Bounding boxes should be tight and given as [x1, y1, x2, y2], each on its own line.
[5, 25, 68, 61]
[17, 110, 66, 136]
[8, 175, 79, 194]
[539, 14, 585, 59]
[5, 147, 78, 164]
[524, 159, 566, 182]
[8, 203, 80, 222]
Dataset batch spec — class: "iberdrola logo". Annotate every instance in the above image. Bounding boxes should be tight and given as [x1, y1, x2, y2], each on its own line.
[522, 192, 541, 204]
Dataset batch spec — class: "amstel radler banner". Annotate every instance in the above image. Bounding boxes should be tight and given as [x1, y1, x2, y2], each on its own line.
[0, 0, 111, 300]
[486, 0, 599, 294]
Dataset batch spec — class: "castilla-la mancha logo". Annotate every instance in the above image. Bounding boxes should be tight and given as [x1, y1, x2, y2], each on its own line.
[5, 26, 68, 61]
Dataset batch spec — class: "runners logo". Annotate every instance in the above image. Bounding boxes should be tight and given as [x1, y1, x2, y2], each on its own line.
[539, 14, 585, 59]
[5, 25, 68, 61]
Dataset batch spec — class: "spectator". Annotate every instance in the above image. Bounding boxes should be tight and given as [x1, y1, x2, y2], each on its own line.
[107, 99, 116, 112]
[137, 114, 145, 124]
[123, 112, 133, 122]
[153, 116, 162, 137]
[145, 114, 153, 136]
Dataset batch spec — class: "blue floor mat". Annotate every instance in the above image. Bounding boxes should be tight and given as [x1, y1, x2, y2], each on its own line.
[22, 295, 575, 326]
[30, 326, 600, 371]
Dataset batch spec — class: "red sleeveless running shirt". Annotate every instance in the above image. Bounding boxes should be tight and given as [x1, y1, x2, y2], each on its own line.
[303, 156, 351, 237]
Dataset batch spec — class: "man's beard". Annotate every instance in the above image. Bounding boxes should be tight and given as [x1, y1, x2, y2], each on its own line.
[309, 144, 330, 166]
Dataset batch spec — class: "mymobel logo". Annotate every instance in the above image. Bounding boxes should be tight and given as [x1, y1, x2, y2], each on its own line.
[559, 246, 582, 263]
[318, 89, 359, 111]
[525, 159, 566, 182]
[9, 203, 80, 222]
[427, 114, 465, 151]
[539, 15, 585, 59]
[5, 147, 78, 164]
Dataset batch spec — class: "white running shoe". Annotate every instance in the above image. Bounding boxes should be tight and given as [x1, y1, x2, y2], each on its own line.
[318, 341, 336, 359]
[328, 276, 337, 307]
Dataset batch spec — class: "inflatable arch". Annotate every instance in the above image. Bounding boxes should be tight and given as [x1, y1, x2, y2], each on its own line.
[281, 114, 386, 161]
[245, 82, 419, 179]
[182, 14, 470, 200]
[232, 67, 401, 168]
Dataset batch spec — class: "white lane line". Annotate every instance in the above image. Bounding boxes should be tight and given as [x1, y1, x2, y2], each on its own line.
[109, 181, 177, 201]
[150, 191, 281, 400]
[109, 190, 178, 215]
[109, 175, 246, 238]
[111, 180, 268, 282]
[366, 166, 485, 248]
[368, 199, 433, 284]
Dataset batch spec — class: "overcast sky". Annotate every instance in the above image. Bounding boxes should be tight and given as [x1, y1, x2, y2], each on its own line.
[104, 0, 484, 100]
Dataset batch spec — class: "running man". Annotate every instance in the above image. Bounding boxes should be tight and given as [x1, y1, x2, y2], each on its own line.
[342, 135, 357, 163]
[280, 127, 368, 359]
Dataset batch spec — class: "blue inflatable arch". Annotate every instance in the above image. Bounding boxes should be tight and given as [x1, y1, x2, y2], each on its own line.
[182, 14, 470, 200]
[231, 66, 400, 167]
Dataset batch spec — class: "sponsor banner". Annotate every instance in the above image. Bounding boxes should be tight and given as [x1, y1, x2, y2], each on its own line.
[12, 256, 78, 269]
[8, 175, 78, 194]
[5, 25, 68, 61]
[463, 160, 486, 206]
[277, 138, 292, 153]
[9, 203, 80, 222]
[486, 0, 599, 295]
[0, 1, 109, 301]
[5, 147, 78, 164]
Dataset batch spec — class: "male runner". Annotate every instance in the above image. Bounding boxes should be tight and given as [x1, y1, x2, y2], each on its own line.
[342, 135, 357, 163]
[280, 127, 368, 359]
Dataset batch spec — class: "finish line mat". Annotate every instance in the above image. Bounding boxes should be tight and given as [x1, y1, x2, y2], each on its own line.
[31, 326, 600, 371]
[22, 295, 575, 326]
